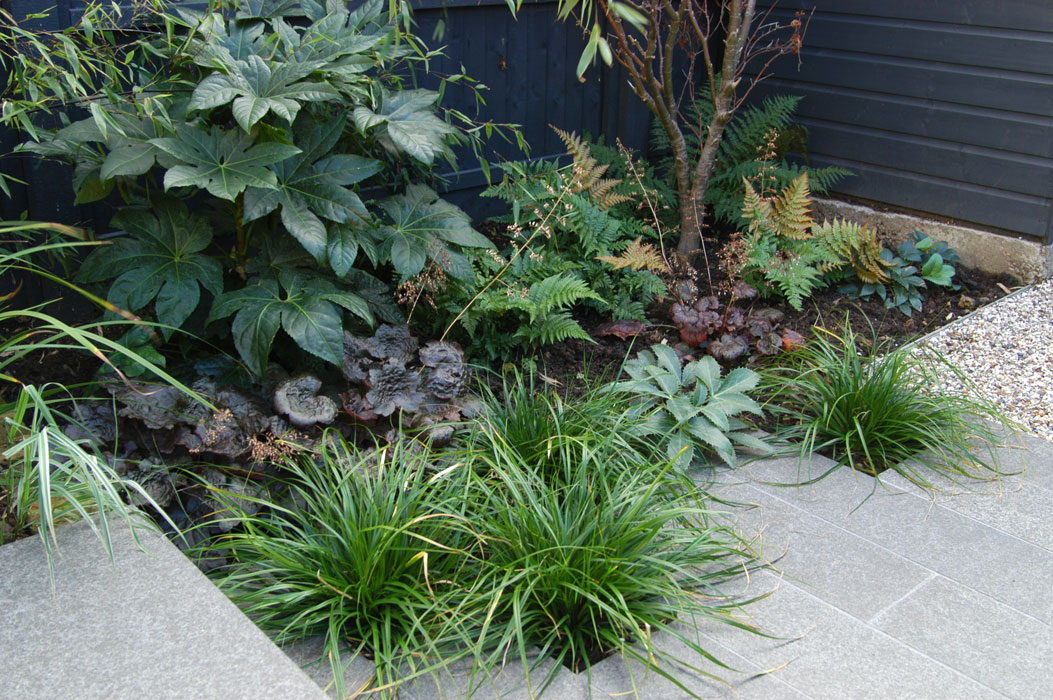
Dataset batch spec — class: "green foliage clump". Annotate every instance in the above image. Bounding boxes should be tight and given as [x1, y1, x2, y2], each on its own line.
[840, 232, 959, 317]
[203, 374, 763, 697]
[203, 437, 482, 698]
[431, 130, 668, 360]
[651, 93, 852, 227]
[6, 0, 514, 375]
[611, 344, 770, 469]
[463, 370, 761, 691]
[725, 172, 888, 311]
[760, 322, 1011, 486]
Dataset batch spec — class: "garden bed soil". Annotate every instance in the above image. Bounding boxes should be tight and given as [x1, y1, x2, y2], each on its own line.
[531, 263, 1018, 394]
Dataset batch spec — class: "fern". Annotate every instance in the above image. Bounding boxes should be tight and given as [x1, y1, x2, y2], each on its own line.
[764, 246, 828, 311]
[742, 173, 814, 241]
[597, 237, 666, 273]
[525, 273, 604, 323]
[650, 87, 853, 225]
[553, 127, 633, 210]
[812, 219, 889, 284]
[514, 311, 593, 346]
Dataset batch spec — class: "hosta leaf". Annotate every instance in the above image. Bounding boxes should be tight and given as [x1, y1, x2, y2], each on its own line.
[243, 116, 379, 262]
[151, 125, 299, 201]
[377, 184, 492, 280]
[189, 55, 339, 131]
[353, 89, 455, 165]
[78, 200, 223, 337]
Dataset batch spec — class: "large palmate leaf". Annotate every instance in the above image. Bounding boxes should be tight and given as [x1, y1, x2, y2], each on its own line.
[78, 199, 223, 337]
[189, 55, 339, 132]
[22, 111, 172, 203]
[208, 270, 373, 375]
[294, 10, 387, 65]
[243, 115, 380, 267]
[151, 125, 300, 201]
[182, 10, 270, 65]
[377, 184, 493, 281]
[352, 89, 455, 165]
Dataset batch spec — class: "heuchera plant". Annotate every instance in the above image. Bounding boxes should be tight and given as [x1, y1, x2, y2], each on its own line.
[670, 283, 804, 362]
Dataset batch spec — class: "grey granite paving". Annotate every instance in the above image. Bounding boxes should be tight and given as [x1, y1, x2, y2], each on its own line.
[0, 518, 326, 700]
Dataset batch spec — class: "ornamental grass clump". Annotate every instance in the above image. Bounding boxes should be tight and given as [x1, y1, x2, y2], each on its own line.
[760, 322, 1013, 486]
[201, 437, 483, 699]
[461, 374, 762, 696]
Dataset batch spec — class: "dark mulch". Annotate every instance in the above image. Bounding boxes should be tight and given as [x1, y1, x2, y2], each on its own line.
[531, 263, 1018, 395]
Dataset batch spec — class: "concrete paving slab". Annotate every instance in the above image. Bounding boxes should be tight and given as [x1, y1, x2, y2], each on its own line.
[881, 467, 1053, 553]
[709, 481, 934, 622]
[873, 575, 1053, 698]
[285, 637, 588, 699]
[0, 519, 326, 700]
[723, 456, 1053, 625]
[588, 619, 814, 700]
[701, 570, 1007, 699]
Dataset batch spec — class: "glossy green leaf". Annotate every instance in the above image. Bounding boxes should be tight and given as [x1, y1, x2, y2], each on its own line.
[209, 273, 372, 375]
[151, 125, 299, 201]
[189, 55, 339, 132]
[243, 116, 379, 262]
[352, 89, 455, 165]
[78, 199, 223, 337]
[377, 184, 492, 280]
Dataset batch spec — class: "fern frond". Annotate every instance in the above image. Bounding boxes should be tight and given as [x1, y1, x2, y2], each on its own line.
[813, 218, 890, 283]
[764, 248, 826, 311]
[740, 178, 772, 229]
[513, 311, 594, 346]
[597, 238, 667, 273]
[526, 273, 604, 322]
[770, 173, 814, 240]
[554, 127, 630, 210]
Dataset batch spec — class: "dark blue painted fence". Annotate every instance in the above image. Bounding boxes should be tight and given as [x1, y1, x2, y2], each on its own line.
[0, 0, 653, 229]
[755, 0, 1053, 243]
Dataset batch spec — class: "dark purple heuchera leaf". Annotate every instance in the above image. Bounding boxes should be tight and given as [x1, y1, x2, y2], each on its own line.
[708, 333, 749, 361]
[593, 319, 648, 340]
[755, 331, 784, 355]
[342, 331, 375, 383]
[365, 359, 425, 416]
[419, 341, 468, 400]
[696, 295, 720, 312]
[110, 382, 189, 430]
[747, 308, 785, 336]
[273, 375, 338, 428]
[63, 402, 118, 445]
[723, 305, 745, 331]
[367, 324, 418, 364]
[731, 282, 758, 301]
[341, 390, 379, 422]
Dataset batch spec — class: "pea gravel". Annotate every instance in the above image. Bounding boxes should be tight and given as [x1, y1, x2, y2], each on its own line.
[917, 278, 1053, 441]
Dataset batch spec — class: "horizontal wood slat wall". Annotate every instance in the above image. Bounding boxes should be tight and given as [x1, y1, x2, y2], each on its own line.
[754, 1, 1053, 242]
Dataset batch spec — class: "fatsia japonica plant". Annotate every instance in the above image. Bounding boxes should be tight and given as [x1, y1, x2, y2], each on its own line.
[8, 0, 512, 376]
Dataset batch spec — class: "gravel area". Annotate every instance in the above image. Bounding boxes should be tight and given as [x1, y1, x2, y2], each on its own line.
[918, 278, 1053, 440]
